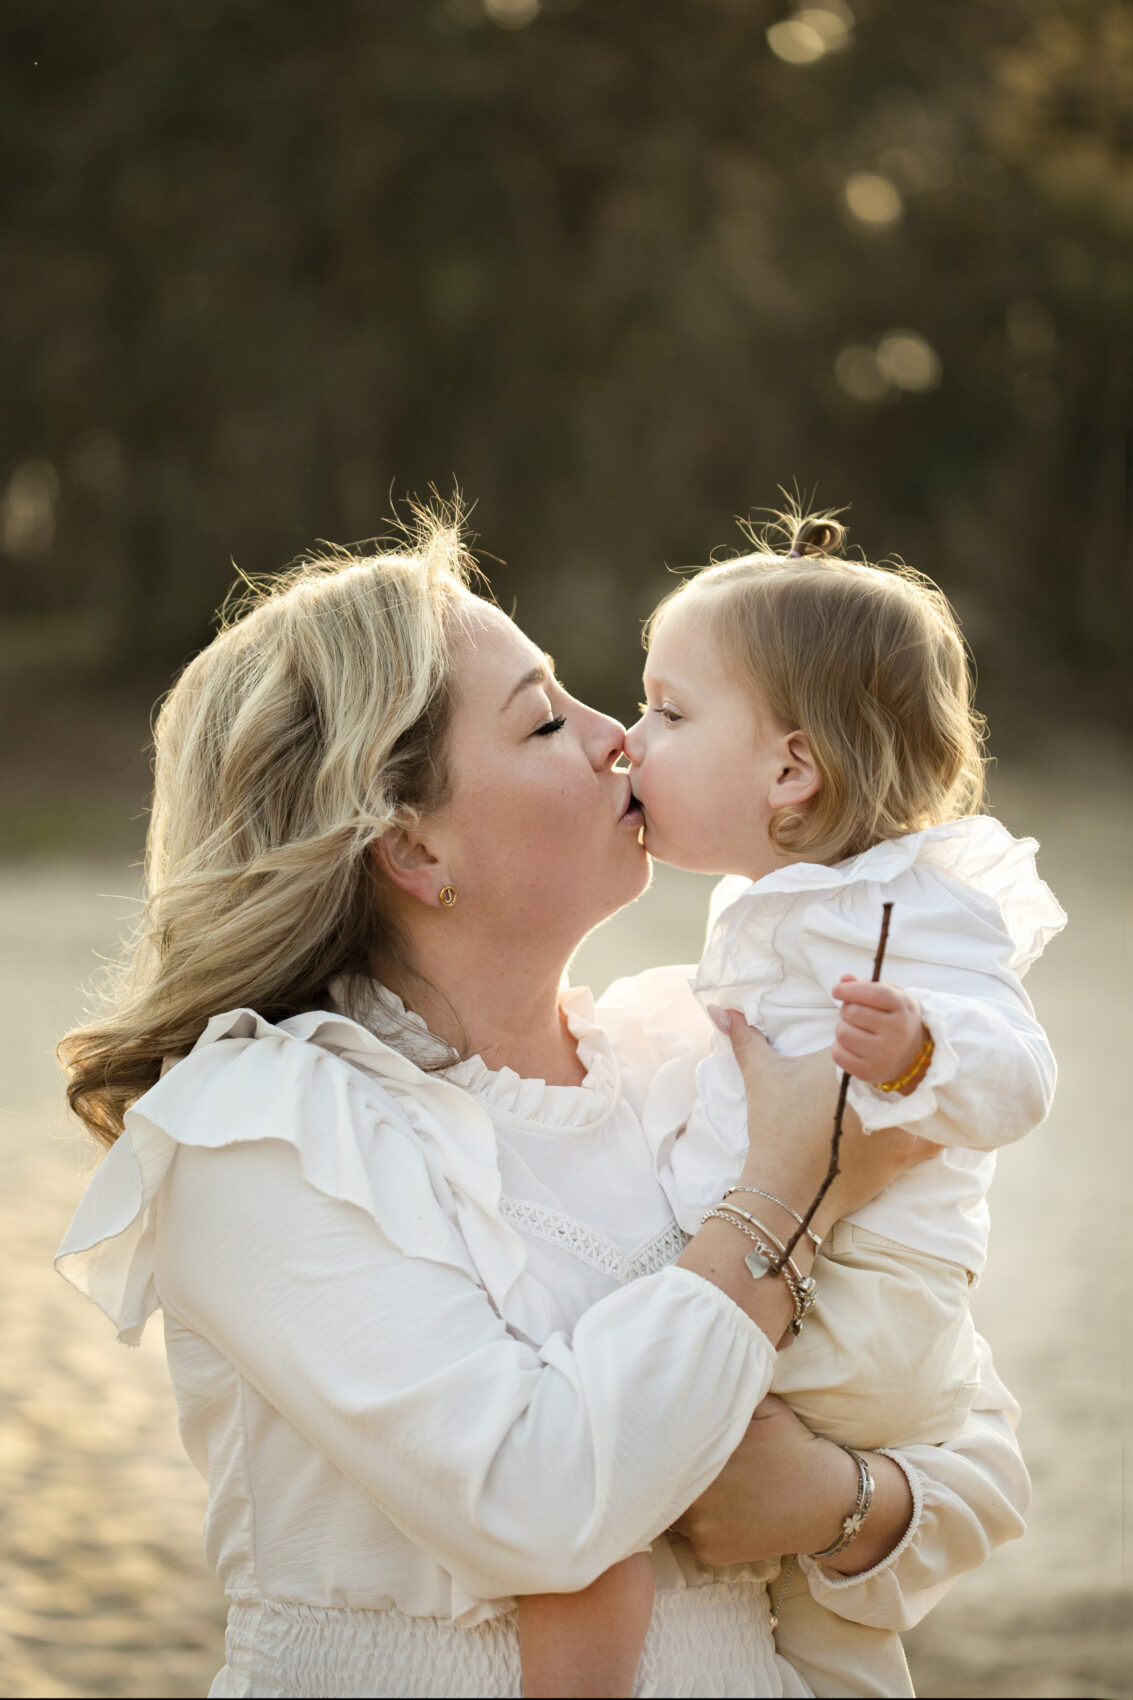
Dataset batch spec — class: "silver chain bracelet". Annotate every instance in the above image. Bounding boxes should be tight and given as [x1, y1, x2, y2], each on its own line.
[723, 1186, 824, 1250]
[701, 1207, 817, 1336]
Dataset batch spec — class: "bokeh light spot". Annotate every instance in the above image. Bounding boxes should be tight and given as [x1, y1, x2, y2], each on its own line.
[3, 459, 60, 555]
[795, 5, 853, 50]
[843, 172, 903, 227]
[484, 0, 541, 26]
[876, 330, 942, 391]
[834, 345, 889, 403]
[767, 19, 827, 63]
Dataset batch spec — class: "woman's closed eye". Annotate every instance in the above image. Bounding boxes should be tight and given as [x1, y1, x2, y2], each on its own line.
[532, 714, 567, 737]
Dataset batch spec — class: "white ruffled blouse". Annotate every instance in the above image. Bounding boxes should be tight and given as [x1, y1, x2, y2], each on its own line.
[55, 972, 1030, 1699]
[653, 817, 1066, 1271]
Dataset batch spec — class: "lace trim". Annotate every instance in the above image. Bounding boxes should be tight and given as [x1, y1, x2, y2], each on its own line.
[500, 1197, 689, 1284]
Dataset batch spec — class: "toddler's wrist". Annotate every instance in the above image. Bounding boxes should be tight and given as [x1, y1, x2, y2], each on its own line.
[872, 1024, 934, 1096]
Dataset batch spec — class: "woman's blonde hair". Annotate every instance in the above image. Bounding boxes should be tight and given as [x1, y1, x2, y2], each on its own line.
[60, 509, 477, 1146]
[649, 512, 987, 865]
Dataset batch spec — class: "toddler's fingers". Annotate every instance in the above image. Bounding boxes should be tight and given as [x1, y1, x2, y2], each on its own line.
[832, 1026, 879, 1061]
[833, 1040, 881, 1075]
[832, 979, 905, 1011]
[836, 1004, 888, 1035]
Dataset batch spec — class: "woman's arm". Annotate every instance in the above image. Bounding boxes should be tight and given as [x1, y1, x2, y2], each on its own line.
[158, 1137, 773, 1603]
[799, 1340, 1029, 1632]
[672, 1394, 915, 1567]
[675, 1339, 1028, 1633]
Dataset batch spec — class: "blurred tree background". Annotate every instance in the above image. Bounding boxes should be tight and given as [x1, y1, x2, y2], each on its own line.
[1, 0, 1129, 851]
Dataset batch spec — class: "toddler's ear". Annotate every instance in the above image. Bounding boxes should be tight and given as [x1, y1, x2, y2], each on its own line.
[770, 730, 821, 809]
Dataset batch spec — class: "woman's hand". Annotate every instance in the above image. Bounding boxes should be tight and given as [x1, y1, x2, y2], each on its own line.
[724, 1015, 938, 1241]
[672, 1394, 913, 1573]
[677, 1015, 936, 1345]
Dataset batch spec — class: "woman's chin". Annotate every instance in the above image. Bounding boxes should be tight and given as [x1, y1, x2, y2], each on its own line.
[609, 838, 652, 911]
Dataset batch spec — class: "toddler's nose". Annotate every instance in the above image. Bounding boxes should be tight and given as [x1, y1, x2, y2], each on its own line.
[622, 717, 645, 763]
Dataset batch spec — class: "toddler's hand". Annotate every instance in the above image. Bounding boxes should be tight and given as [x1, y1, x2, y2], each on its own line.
[832, 976, 927, 1089]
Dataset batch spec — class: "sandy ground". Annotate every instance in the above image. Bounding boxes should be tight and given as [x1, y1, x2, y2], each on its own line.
[1, 737, 1129, 1698]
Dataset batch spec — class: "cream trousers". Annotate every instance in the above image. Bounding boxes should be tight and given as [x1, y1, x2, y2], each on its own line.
[771, 1220, 982, 1451]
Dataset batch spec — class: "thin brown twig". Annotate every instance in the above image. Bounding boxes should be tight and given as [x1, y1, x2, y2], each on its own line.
[771, 902, 894, 1271]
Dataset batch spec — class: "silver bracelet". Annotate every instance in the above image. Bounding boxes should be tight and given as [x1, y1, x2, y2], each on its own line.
[711, 1202, 807, 1288]
[810, 1444, 875, 1558]
[702, 1208, 817, 1336]
[723, 1186, 823, 1250]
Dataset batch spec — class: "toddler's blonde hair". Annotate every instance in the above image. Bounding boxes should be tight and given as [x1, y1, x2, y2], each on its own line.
[60, 507, 476, 1146]
[649, 512, 987, 865]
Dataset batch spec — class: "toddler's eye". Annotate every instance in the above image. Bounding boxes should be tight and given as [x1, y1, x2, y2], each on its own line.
[533, 714, 567, 737]
[638, 699, 682, 725]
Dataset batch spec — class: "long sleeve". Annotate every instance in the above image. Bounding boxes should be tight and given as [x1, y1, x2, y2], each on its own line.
[155, 1137, 775, 1604]
[798, 1339, 1029, 1631]
[794, 866, 1057, 1151]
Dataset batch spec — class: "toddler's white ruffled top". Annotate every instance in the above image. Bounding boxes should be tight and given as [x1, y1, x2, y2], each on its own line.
[653, 816, 1066, 1272]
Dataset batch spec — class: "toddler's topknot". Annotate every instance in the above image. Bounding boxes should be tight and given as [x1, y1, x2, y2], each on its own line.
[648, 510, 987, 865]
[786, 514, 848, 558]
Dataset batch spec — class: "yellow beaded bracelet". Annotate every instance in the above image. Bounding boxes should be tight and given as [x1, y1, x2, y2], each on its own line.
[875, 1029, 934, 1093]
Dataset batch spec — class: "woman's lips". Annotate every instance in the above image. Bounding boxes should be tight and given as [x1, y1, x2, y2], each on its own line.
[619, 779, 645, 825]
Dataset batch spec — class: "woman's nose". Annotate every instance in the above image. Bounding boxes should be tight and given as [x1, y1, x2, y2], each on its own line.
[582, 706, 626, 771]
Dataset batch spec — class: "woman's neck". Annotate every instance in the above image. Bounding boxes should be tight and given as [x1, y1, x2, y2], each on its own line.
[383, 928, 585, 1087]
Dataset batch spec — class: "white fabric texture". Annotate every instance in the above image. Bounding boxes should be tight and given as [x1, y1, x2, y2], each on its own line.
[208, 1577, 812, 1700]
[649, 816, 1065, 1272]
[55, 977, 1030, 1697]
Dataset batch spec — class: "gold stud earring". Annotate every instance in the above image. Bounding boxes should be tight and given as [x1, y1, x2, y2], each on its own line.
[439, 885, 458, 908]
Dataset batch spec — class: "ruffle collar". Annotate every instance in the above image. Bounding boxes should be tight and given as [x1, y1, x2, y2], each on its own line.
[54, 1001, 576, 1349]
[336, 981, 621, 1130]
[695, 816, 1065, 1002]
[446, 987, 620, 1131]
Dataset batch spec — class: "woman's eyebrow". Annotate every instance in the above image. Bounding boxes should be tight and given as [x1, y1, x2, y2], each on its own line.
[501, 656, 555, 713]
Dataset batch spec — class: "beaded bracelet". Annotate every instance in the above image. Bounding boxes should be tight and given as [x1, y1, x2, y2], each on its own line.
[875, 1029, 935, 1093]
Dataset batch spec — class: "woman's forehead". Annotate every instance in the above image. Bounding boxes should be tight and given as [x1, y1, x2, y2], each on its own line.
[451, 599, 546, 698]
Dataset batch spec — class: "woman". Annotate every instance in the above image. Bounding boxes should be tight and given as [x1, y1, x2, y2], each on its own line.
[56, 516, 1028, 1698]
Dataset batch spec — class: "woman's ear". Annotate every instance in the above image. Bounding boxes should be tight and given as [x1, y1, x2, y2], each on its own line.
[769, 730, 821, 811]
[369, 828, 450, 908]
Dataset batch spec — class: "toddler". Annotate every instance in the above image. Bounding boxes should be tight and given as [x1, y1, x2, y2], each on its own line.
[517, 512, 1064, 1697]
